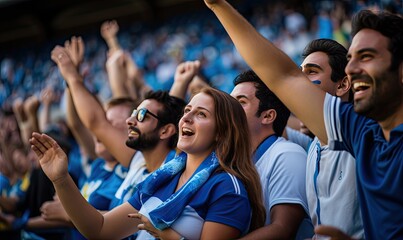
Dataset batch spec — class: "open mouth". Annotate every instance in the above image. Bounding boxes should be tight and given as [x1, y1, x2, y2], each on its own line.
[182, 127, 194, 136]
[353, 82, 371, 93]
[128, 127, 140, 137]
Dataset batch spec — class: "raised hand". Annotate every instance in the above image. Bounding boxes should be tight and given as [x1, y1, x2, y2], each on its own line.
[40, 87, 55, 106]
[100, 20, 119, 41]
[51, 46, 82, 83]
[174, 60, 201, 85]
[100, 20, 121, 54]
[29, 132, 69, 184]
[23, 95, 40, 116]
[64, 36, 85, 69]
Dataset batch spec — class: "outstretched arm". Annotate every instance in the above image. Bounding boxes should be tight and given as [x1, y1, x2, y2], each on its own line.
[204, 0, 327, 142]
[51, 43, 135, 167]
[29, 133, 140, 239]
[63, 37, 97, 160]
[102, 20, 131, 98]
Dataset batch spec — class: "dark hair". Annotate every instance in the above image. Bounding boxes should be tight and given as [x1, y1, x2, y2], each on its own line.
[144, 90, 186, 148]
[302, 39, 348, 83]
[302, 39, 352, 102]
[234, 70, 290, 136]
[351, 10, 403, 70]
[200, 87, 266, 231]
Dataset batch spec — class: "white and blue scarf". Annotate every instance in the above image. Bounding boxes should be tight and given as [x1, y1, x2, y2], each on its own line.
[135, 151, 219, 230]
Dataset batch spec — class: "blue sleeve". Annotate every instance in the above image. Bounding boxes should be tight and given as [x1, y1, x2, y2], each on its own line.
[205, 174, 251, 234]
[128, 188, 142, 211]
[323, 94, 376, 156]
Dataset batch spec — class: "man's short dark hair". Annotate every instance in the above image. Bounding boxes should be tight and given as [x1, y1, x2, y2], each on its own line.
[302, 39, 348, 84]
[234, 70, 290, 136]
[351, 10, 403, 70]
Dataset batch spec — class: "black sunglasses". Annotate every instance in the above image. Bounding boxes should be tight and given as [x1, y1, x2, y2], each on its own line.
[131, 108, 164, 123]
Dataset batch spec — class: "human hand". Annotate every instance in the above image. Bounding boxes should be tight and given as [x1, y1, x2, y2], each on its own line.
[51, 46, 81, 83]
[23, 95, 40, 115]
[40, 87, 55, 106]
[64, 36, 85, 69]
[174, 60, 201, 85]
[12, 98, 28, 122]
[128, 212, 160, 238]
[314, 225, 354, 240]
[29, 132, 69, 184]
[100, 20, 119, 41]
[40, 198, 69, 222]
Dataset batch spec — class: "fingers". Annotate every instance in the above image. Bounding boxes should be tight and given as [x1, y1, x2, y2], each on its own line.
[128, 212, 143, 219]
[29, 133, 48, 155]
[137, 223, 157, 237]
[29, 132, 60, 154]
[63, 36, 84, 67]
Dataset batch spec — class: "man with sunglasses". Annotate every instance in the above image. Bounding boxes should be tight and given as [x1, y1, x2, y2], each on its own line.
[111, 90, 186, 210]
[51, 45, 186, 212]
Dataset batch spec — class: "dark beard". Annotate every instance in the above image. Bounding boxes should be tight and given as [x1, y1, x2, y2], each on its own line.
[125, 130, 160, 151]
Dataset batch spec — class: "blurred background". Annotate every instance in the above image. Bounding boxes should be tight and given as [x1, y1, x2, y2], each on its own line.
[0, 0, 401, 112]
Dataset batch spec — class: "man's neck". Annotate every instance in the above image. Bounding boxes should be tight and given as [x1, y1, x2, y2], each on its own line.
[252, 129, 276, 152]
[142, 144, 172, 172]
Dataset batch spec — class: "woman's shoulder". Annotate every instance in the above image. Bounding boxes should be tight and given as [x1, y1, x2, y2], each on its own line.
[203, 171, 248, 197]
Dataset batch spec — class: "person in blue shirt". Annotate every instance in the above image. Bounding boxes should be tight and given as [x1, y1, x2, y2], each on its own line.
[30, 84, 265, 239]
[203, 1, 402, 239]
[285, 39, 364, 239]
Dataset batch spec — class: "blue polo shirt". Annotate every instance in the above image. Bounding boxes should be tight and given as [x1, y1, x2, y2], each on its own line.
[323, 94, 403, 239]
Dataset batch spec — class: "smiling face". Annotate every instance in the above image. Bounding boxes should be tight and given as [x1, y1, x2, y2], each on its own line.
[177, 92, 216, 156]
[346, 28, 402, 121]
[125, 99, 163, 151]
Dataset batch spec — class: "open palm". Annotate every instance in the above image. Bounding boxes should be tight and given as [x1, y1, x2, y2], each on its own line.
[30, 132, 69, 183]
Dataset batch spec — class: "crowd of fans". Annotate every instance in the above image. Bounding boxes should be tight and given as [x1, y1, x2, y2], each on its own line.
[3, 0, 397, 113]
[0, 0, 401, 239]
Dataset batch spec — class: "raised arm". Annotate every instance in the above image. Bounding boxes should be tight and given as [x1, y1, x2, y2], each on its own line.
[52, 42, 135, 167]
[169, 60, 201, 100]
[204, 0, 327, 142]
[63, 37, 97, 160]
[38, 87, 55, 132]
[29, 133, 140, 239]
[24, 96, 40, 136]
[100, 20, 121, 55]
[124, 51, 151, 101]
[12, 98, 32, 146]
[102, 20, 131, 98]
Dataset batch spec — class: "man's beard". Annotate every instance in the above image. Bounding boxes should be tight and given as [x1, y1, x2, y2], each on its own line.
[125, 127, 160, 151]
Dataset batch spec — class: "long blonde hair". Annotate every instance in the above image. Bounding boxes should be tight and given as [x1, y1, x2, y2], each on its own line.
[200, 87, 266, 231]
